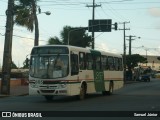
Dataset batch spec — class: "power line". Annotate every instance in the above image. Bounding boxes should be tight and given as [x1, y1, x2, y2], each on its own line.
[86, 0, 101, 49]
[101, 3, 126, 21]
[126, 35, 140, 55]
[98, 1, 160, 4]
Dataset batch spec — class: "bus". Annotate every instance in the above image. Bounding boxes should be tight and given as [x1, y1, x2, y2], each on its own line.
[29, 45, 124, 100]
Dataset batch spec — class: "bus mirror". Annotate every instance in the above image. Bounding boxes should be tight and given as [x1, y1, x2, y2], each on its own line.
[30, 58, 32, 66]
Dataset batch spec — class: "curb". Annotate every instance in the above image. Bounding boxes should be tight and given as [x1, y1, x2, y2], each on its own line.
[124, 81, 140, 84]
[0, 93, 28, 98]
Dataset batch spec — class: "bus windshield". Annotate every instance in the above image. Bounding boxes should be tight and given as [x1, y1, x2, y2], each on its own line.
[30, 55, 69, 79]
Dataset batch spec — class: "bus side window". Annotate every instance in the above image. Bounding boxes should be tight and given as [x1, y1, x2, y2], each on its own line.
[79, 52, 86, 70]
[108, 56, 114, 70]
[114, 57, 119, 71]
[118, 58, 123, 71]
[86, 53, 93, 70]
[101, 55, 108, 70]
[71, 53, 79, 76]
[95, 55, 101, 70]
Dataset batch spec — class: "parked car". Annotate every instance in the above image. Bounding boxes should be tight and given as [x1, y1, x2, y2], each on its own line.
[139, 74, 151, 82]
[155, 71, 160, 79]
[138, 68, 151, 82]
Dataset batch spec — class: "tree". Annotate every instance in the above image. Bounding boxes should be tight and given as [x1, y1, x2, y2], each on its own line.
[14, 0, 39, 46]
[23, 58, 29, 69]
[60, 26, 71, 45]
[11, 61, 18, 69]
[125, 54, 147, 80]
[126, 54, 147, 69]
[48, 26, 92, 48]
[48, 37, 62, 45]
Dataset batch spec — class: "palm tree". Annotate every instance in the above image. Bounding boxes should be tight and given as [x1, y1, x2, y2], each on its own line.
[14, 0, 39, 46]
[48, 37, 62, 45]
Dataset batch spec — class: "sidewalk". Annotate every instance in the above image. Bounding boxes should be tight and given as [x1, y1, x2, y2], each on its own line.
[0, 85, 28, 98]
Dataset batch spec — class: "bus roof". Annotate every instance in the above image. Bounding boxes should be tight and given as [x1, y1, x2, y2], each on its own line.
[32, 45, 122, 57]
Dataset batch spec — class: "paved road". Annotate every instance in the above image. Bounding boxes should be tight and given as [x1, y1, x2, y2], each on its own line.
[0, 79, 160, 120]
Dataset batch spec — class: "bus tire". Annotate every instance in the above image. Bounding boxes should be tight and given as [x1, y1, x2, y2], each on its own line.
[44, 95, 54, 101]
[78, 83, 86, 100]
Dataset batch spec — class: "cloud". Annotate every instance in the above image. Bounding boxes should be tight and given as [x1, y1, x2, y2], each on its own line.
[95, 43, 109, 52]
[11, 36, 34, 67]
[148, 7, 160, 17]
[95, 43, 119, 54]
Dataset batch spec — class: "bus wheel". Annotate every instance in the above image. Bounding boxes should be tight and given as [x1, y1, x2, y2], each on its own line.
[44, 95, 54, 101]
[79, 84, 86, 100]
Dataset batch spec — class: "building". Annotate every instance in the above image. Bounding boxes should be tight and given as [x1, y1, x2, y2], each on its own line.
[139, 55, 160, 71]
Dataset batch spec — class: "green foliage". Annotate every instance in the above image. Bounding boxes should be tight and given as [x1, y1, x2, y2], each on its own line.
[126, 54, 147, 69]
[60, 26, 71, 45]
[48, 37, 62, 45]
[11, 61, 18, 69]
[48, 26, 92, 48]
[23, 58, 29, 69]
[14, 0, 38, 32]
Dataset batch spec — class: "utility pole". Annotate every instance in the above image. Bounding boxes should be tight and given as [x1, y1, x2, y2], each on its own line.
[1, 0, 14, 95]
[126, 35, 140, 56]
[119, 22, 130, 82]
[126, 35, 136, 56]
[32, 0, 39, 46]
[86, 0, 101, 49]
[125, 35, 140, 81]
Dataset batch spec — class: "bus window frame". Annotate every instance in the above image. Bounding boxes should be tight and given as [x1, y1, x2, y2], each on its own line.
[79, 52, 86, 70]
[93, 54, 101, 70]
[86, 53, 93, 70]
[118, 58, 123, 71]
[114, 57, 119, 71]
[101, 55, 109, 70]
[70, 53, 79, 76]
[108, 56, 115, 70]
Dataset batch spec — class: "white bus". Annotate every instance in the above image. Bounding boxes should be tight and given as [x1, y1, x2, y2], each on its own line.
[29, 45, 124, 100]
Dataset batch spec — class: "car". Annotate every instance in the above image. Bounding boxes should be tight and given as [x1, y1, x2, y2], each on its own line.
[139, 74, 151, 82]
[155, 71, 160, 79]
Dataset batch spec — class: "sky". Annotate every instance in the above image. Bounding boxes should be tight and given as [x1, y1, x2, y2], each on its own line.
[0, 0, 160, 67]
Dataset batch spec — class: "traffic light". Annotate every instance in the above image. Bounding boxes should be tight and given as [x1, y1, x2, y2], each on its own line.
[115, 22, 118, 30]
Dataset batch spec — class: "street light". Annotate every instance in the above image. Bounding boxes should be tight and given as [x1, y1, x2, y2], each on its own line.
[68, 30, 74, 45]
[142, 46, 149, 66]
[42, 11, 51, 15]
[34, 11, 51, 46]
[67, 27, 87, 45]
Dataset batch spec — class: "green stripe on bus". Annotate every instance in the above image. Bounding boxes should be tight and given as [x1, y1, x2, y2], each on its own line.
[90, 49, 101, 55]
[90, 49, 105, 92]
[93, 70, 105, 92]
